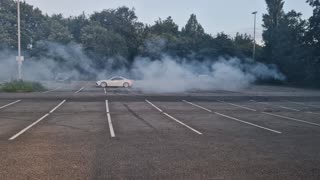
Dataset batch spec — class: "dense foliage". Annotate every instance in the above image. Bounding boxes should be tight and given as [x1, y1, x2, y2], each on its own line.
[0, 0, 319, 86]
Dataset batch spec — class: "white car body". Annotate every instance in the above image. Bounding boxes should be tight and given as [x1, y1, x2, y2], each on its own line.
[96, 76, 133, 88]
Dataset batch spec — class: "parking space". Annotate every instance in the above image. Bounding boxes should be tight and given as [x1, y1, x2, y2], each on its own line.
[207, 101, 320, 134]
[122, 102, 188, 132]
[0, 101, 63, 139]
[0, 101, 106, 180]
[110, 102, 162, 135]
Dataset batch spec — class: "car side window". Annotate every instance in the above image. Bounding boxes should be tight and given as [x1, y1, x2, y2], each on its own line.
[111, 77, 123, 81]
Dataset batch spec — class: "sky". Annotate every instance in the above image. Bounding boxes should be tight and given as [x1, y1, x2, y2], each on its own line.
[24, 0, 313, 43]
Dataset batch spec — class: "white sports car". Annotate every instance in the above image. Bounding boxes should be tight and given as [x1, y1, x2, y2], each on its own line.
[96, 76, 133, 88]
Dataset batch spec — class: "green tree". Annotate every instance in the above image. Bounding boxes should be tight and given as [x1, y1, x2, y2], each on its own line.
[44, 19, 73, 44]
[234, 33, 255, 58]
[182, 14, 204, 37]
[0, 0, 47, 49]
[213, 32, 236, 56]
[90, 7, 142, 60]
[151, 16, 179, 35]
[305, 0, 320, 85]
[80, 23, 128, 59]
[262, 0, 285, 63]
[67, 13, 90, 43]
[263, 0, 308, 83]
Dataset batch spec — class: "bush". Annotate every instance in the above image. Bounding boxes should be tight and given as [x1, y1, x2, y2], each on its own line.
[0, 80, 47, 92]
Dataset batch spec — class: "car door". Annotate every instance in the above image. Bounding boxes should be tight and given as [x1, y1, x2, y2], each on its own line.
[109, 77, 123, 87]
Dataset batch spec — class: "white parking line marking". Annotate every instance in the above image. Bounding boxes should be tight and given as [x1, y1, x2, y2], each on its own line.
[183, 101, 282, 134]
[215, 112, 282, 134]
[145, 100, 163, 112]
[278, 105, 300, 112]
[42, 87, 61, 93]
[182, 100, 212, 112]
[262, 112, 320, 127]
[0, 100, 21, 110]
[218, 100, 257, 112]
[146, 100, 202, 135]
[9, 100, 66, 140]
[256, 101, 300, 112]
[163, 112, 203, 135]
[49, 100, 66, 114]
[105, 100, 115, 138]
[9, 114, 50, 140]
[288, 101, 320, 109]
[307, 111, 320, 115]
[75, 87, 85, 94]
[104, 88, 107, 94]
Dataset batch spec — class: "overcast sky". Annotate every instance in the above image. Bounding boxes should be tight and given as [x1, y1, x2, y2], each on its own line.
[24, 0, 313, 43]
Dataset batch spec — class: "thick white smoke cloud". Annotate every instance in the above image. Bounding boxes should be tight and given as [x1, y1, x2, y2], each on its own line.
[0, 42, 285, 93]
[131, 56, 285, 93]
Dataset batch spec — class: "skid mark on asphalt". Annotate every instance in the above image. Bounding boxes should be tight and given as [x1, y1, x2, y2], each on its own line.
[146, 100, 203, 135]
[123, 103, 158, 131]
[44, 122, 92, 133]
[0, 116, 34, 122]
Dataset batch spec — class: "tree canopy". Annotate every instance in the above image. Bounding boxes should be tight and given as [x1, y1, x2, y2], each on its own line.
[0, 0, 319, 86]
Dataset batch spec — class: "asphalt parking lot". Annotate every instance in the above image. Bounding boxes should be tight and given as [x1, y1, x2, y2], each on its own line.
[1, 82, 320, 179]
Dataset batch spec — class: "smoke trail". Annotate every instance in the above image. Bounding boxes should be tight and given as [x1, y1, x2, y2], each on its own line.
[131, 56, 285, 93]
[0, 42, 285, 92]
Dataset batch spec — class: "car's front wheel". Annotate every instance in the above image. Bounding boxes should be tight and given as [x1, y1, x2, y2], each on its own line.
[123, 82, 130, 88]
[101, 82, 107, 88]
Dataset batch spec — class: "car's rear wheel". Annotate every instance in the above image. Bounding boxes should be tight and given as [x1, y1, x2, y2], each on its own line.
[123, 82, 130, 88]
[101, 82, 107, 88]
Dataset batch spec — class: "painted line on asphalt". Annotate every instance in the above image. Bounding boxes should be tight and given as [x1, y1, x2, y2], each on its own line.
[0, 100, 21, 110]
[287, 101, 320, 109]
[227, 100, 320, 128]
[215, 112, 282, 134]
[9, 100, 66, 140]
[104, 88, 107, 94]
[145, 100, 163, 112]
[42, 87, 61, 93]
[182, 100, 212, 112]
[218, 100, 257, 112]
[256, 101, 300, 112]
[105, 100, 115, 138]
[183, 100, 282, 134]
[75, 87, 85, 94]
[262, 112, 320, 127]
[306, 111, 320, 115]
[49, 100, 66, 114]
[278, 105, 300, 112]
[146, 100, 202, 135]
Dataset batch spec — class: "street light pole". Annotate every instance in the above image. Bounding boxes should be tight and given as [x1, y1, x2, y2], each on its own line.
[16, 0, 24, 80]
[252, 11, 257, 61]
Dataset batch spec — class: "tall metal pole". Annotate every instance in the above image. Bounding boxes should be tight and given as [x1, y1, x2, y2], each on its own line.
[252, 11, 257, 61]
[17, 0, 23, 80]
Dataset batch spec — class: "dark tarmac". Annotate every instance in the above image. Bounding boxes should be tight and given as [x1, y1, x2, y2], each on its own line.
[1, 81, 320, 179]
